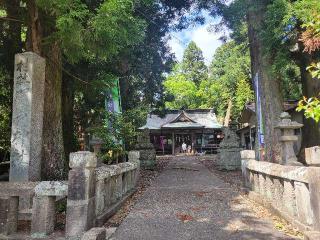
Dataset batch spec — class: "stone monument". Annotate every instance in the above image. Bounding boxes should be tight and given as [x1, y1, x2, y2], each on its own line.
[135, 128, 156, 170]
[275, 112, 303, 166]
[9, 52, 46, 182]
[217, 127, 242, 170]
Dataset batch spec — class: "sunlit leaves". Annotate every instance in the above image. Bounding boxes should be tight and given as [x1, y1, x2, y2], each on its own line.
[36, 0, 146, 63]
[297, 97, 320, 122]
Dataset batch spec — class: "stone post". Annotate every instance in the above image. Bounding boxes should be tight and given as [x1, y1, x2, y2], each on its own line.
[308, 168, 320, 230]
[9, 52, 46, 182]
[31, 181, 68, 238]
[275, 112, 303, 166]
[0, 197, 19, 236]
[305, 146, 320, 166]
[283, 180, 297, 217]
[31, 196, 55, 238]
[240, 150, 255, 188]
[294, 181, 313, 226]
[128, 151, 140, 187]
[273, 178, 284, 210]
[66, 152, 97, 239]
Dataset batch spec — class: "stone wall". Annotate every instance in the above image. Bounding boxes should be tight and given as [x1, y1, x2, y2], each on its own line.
[241, 149, 320, 236]
[0, 151, 140, 239]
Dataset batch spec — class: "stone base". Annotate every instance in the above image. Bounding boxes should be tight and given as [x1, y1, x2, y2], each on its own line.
[217, 149, 242, 170]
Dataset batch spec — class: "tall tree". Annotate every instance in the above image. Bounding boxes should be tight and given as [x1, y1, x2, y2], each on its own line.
[0, 0, 147, 179]
[207, 41, 253, 120]
[216, 0, 284, 162]
[181, 41, 208, 86]
[0, 1, 22, 161]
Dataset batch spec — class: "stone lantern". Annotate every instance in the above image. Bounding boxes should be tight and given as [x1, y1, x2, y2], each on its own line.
[275, 112, 303, 166]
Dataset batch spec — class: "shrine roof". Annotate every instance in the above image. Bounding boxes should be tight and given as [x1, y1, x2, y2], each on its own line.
[139, 109, 222, 130]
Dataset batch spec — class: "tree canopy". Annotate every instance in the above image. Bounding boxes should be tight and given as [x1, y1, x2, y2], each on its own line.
[164, 40, 254, 121]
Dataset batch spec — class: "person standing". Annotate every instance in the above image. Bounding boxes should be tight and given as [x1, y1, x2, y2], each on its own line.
[182, 142, 187, 153]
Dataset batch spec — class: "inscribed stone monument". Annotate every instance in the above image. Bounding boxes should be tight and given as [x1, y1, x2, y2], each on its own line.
[9, 52, 46, 182]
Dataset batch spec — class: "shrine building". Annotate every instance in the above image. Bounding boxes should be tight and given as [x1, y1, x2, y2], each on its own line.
[139, 109, 223, 155]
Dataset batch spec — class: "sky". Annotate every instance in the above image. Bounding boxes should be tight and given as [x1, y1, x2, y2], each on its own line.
[168, 13, 224, 66]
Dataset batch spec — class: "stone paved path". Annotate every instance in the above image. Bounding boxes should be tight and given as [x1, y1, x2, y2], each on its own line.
[112, 156, 298, 240]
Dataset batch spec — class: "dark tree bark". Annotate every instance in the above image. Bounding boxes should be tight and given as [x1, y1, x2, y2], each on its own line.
[247, 0, 283, 163]
[62, 71, 77, 161]
[27, 0, 66, 180]
[296, 43, 320, 161]
[3, 0, 22, 74]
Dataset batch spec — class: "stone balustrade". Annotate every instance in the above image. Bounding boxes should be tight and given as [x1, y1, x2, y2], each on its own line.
[241, 150, 320, 234]
[95, 160, 140, 226]
[0, 182, 38, 236]
[0, 151, 140, 239]
[65, 151, 140, 239]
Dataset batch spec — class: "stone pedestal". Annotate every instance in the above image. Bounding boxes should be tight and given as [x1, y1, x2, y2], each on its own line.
[66, 152, 97, 239]
[135, 129, 156, 170]
[217, 128, 242, 170]
[10, 52, 46, 182]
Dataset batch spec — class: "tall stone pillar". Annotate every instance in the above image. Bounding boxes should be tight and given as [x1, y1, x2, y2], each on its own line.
[9, 52, 46, 182]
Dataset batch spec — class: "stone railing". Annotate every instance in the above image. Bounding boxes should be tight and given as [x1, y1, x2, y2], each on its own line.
[0, 182, 38, 236]
[66, 151, 140, 239]
[0, 151, 140, 240]
[31, 181, 68, 238]
[241, 149, 320, 235]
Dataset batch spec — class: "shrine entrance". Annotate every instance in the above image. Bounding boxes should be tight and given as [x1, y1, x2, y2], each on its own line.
[174, 133, 192, 154]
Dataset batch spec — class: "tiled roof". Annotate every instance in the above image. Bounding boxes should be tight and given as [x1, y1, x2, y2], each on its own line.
[139, 109, 222, 130]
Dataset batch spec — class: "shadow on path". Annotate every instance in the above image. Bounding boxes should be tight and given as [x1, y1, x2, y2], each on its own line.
[112, 156, 299, 240]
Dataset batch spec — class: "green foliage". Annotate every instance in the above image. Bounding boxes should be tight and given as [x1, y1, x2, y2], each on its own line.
[36, 0, 146, 63]
[164, 70, 199, 109]
[164, 40, 254, 121]
[90, 106, 148, 150]
[89, 0, 146, 60]
[89, 106, 148, 163]
[181, 41, 208, 86]
[207, 41, 253, 119]
[294, 0, 320, 122]
[307, 62, 320, 79]
[297, 97, 320, 122]
[0, 68, 11, 156]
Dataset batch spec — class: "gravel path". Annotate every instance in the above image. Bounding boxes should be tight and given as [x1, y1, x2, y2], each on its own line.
[112, 156, 299, 240]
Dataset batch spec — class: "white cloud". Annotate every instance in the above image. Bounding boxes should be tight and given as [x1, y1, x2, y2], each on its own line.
[191, 24, 222, 65]
[168, 37, 185, 62]
[168, 17, 223, 66]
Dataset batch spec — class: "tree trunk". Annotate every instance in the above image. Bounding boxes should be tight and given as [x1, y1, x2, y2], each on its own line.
[297, 45, 320, 161]
[3, 0, 22, 137]
[62, 71, 77, 160]
[224, 100, 232, 127]
[247, 0, 283, 163]
[3, 0, 22, 73]
[27, 0, 66, 180]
